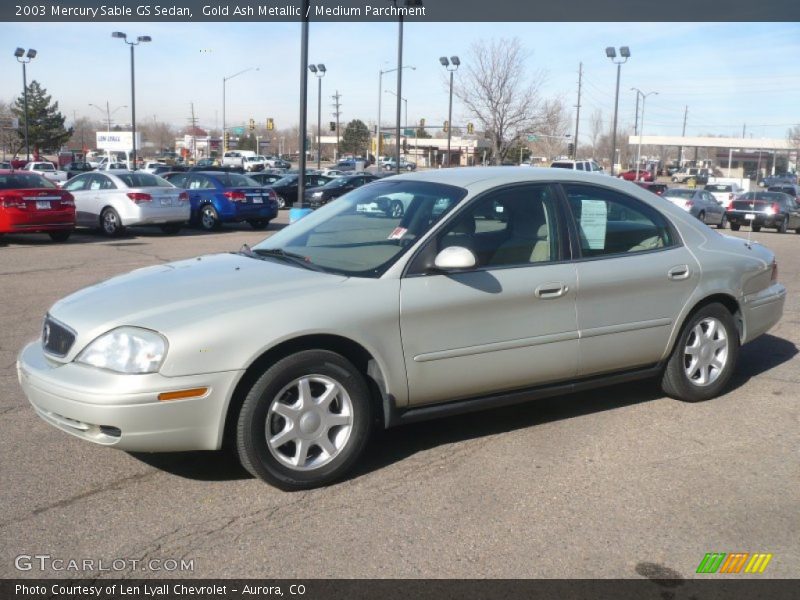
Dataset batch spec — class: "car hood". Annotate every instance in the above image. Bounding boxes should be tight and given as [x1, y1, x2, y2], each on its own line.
[48, 252, 348, 359]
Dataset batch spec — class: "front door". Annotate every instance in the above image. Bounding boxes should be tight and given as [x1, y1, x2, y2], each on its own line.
[400, 184, 579, 406]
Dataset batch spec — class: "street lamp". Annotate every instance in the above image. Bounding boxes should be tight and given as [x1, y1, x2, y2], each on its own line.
[89, 101, 128, 132]
[377, 65, 415, 161]
[309, 64, 326, 169]
[440, 55, 460, 167]
[222, 67, 259, 153]
[631, 87, 657, 180]
[112, 32, 151, 170]
[391, 0, 423, 174]
[605, 45, 630, 176]
[14, 47, 36, 161]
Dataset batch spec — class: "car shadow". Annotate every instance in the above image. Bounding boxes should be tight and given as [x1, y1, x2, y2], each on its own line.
[127, 334, 796, 485]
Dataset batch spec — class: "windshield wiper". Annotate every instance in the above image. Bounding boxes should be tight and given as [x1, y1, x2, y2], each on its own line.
[253, 248, 325, 272]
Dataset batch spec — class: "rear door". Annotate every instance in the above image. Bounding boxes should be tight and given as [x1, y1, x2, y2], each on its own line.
[561, 183, 700, 377]
[62, 174, 95, 225]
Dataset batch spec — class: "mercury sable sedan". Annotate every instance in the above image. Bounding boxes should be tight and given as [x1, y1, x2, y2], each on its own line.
[18, 168, 785, 490]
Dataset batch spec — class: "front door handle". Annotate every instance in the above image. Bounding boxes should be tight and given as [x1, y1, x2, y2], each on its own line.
[534, 282, 568, 299]
[668, 265, 691, 281]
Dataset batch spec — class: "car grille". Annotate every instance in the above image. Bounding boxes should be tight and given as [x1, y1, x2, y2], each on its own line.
[42, 316, 76, 357]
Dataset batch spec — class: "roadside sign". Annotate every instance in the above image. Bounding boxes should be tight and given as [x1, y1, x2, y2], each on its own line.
[0, 116, 19, 129]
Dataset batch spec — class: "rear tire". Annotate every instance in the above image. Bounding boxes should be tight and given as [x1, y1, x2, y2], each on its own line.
[730, 223, 741, 231]
[159, 223, 182, 235]
[100, 208, 124, 237]
[199, 204, 221, 231]
[661, 303, 739, 402]
[776, 217, 787, 233]
[751, 224, 761, 233]
[716, 214, 727, 229]
[697, 211, 706, 223]
[248, 219, 270, 230]
[48, 230, 72, 242]
[236, 350, 372, 490]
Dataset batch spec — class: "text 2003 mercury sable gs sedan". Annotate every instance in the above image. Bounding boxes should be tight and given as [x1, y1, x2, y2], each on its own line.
[18, 168, 785, 490]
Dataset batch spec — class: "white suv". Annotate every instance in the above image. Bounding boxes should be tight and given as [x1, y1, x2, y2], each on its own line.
[550, 159, 605, 173]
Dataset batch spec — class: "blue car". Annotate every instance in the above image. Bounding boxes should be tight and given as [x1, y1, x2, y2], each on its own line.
[163, 171, 279, 231]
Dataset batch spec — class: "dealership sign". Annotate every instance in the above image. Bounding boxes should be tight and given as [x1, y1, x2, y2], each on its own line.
[96, 131, 141, 151]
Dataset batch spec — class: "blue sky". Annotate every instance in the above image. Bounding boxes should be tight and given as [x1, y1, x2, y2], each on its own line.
[1, 21, 799, 146]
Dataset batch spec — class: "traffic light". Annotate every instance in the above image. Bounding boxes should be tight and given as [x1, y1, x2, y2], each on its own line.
[443, 120, 449, 133]
[467, 122, 474, 134]
[266, 118, 274, 131]
[248, 118, 255, 132]
[567, 142, 575, 156]
[329, 121, 336, 132]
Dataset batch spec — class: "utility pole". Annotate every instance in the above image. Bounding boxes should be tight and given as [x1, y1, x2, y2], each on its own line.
[633, 92, 640, 136]
[188, 102, 199, 161]
[573, 62, 582, 159]
[677, 105, 688, 166]
[331, 90, 342, 158]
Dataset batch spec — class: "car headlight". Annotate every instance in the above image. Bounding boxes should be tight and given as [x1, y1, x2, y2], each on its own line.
[312, 191, 323, 197]
[76, 327, 167, 374]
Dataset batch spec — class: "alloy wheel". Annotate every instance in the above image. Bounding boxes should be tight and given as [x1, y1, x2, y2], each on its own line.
[683, 317, 728, 386]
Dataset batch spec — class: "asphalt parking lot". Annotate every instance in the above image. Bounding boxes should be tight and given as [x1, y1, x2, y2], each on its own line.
[0, 214, 798, 581]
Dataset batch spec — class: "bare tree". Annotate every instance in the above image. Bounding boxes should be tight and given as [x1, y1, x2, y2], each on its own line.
[589, 109, 604, 157]
[454, 37, 546, 165]
[531, 98, 571, 159]
[788, 124, 800, 148]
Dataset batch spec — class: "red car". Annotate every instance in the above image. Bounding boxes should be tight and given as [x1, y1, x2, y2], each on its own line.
[0, 170, 76, 242]
[618, 169, 655, 182]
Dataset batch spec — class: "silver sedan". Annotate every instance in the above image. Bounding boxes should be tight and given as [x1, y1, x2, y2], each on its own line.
[18, 168, 785, 489]
[663, 187, 727, 228]
[61, 170, 190, 236]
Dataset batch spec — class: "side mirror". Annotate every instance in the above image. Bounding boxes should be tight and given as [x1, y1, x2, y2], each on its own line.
[433, 246, 476, 271]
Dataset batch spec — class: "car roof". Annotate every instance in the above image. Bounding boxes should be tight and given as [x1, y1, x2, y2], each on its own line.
[382, 166, 615, 189]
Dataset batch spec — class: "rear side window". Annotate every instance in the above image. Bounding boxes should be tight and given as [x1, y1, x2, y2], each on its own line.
[550, 162, 573, 170]
[563, 184, 675, 257]
[117, 173, 171, 188]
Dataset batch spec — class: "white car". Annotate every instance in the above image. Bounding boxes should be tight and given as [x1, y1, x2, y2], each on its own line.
[141, 161, 168, 174]
[61, 170, 190, 236]
[704, 182, 745, 209]
[21, 161, 68, 183]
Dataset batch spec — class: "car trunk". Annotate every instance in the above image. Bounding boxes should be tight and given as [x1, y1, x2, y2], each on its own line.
[0, 188, 75, 228]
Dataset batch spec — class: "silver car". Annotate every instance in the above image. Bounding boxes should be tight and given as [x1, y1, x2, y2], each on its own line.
[663, 187, 727, 228]
[61, 170, 190, 236]
[18, 168, 785, 490]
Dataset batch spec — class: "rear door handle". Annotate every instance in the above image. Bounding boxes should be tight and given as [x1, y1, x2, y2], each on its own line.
[668, 265, 691, 281]
[534, 282, 568, 299]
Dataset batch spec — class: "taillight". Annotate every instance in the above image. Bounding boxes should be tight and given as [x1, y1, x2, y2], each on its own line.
[60, 192, 75, 207]
[686, 200, 694, 207]
[224, 191, 246, 202]
[726, 204, 734, 211]
[126, 192, 152, 203]
[0, 193, 25, 209]
[771, 203, 781, 213]
[178, 191, 188, 202]
[267, 189, 278, 201]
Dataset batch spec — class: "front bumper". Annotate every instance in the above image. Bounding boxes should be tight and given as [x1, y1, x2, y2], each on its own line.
[17, 341, 242, 452]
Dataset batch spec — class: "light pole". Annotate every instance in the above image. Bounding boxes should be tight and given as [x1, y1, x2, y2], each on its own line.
[605, 46, 630, 177]
[308, 64, 326, 169]
[13, 47, 36, 161]
[377, 65, 415, 161]
[222, 67, 259, 153]
[89, 101, 127, 132]
[631, 87, 657, 180]
[112, 32, 151, 170]
[440, 55, 460, 168]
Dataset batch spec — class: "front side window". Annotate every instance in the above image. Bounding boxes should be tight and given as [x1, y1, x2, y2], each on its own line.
[432, 184, 562, 269]
[252, 180, 466, 277]
[563, 184, 674, 256]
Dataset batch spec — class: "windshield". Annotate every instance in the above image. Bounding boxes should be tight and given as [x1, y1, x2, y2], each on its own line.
[253, 180, 467, 277]
[705, 185, 730, 192]
[0, 173, 57, 189]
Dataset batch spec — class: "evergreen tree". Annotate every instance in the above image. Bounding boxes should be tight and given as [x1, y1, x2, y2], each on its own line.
[11, 80, 72, 155]
[341, 119, 370, 155]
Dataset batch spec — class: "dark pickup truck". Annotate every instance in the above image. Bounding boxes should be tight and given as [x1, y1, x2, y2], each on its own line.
[760, 173, 797, 187]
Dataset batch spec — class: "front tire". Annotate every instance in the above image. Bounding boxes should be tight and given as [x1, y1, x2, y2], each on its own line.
[776, 217, 787, 233]
[661, 303, 739, 402]
[236, 350, 372, 490]
[751, 224, 761, 233]
[716, 213, 727, 229]
[730, 223, 741, 231]
[100, 208, 124, 237]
